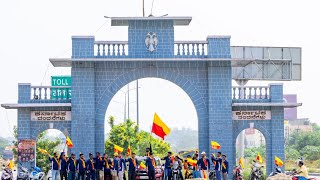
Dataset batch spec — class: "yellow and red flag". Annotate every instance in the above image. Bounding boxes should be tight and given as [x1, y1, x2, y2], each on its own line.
[187, 158, 197, 167]
[256, 153, 262, 163]
[139, 161, 146, 170]
[66, 136, 73, 148]
[7, 160, 14, 170]
[114, 144, 124, 153]
[127, 145, 131, 156]
[37, 148, 50, 155]
[211, 141, 221, 150]
[151, 113, 171, 140]
[275, 156, 283, 167]
[239, 157, 244, 169]
[202, 170, 207, 179]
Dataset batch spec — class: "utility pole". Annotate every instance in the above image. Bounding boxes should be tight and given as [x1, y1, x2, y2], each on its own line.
[143, 0, 145, 17]
[136, 80, 139, 130]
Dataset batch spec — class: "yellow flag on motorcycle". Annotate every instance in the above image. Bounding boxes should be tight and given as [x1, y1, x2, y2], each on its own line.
[256, 153, 263, 163]
[275, 156, 283, 167]
[7, 160, 14, 170]
[239, 157, 245, 169]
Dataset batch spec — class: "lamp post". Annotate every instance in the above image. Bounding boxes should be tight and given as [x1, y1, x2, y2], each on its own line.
[118, 86, 141, 122]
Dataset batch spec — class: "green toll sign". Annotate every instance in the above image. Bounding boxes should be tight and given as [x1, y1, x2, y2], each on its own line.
[51, 76, 72, 99]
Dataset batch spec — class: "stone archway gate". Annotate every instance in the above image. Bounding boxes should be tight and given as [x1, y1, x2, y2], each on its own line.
[2, 16, 302, 175]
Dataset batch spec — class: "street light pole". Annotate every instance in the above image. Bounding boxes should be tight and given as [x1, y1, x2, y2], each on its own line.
[136, 80, 139, 130]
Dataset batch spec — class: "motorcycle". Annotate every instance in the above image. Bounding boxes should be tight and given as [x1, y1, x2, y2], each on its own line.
[29, 167, 45, 180]
[288, 170, 317, 180]
[1, 166, 14, 180]
[232, 165, 243, 180]
[17, 163, 30, 180]
[249, 165, 264, 180]
[209, 170, 216, 180]
[268, 167, 282, 177]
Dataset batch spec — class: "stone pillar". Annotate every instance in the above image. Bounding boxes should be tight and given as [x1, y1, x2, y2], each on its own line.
[71, 62, 96, 156]
[268, 84, 285, 174]
[72, 36, 95, 58]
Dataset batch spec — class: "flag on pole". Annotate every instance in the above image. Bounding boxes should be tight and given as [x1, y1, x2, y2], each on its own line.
[211, 141, 221, 150]
[38, 148, 50, 155]
[256, 153, 263, 163]
[114, 144, 124, 153]
[239, 157, 245, 169]
[275, 156, 283, 167]
[151, 113, 171, 140]
[127, 145, 131, 156]
[7, 160, 14, 170]
[66, 136, 73, 148]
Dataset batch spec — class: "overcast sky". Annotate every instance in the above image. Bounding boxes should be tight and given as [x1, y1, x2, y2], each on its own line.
[0, 0, 319, 137]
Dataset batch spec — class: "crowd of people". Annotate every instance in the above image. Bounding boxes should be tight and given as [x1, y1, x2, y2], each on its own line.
[47, 150, 229, 180]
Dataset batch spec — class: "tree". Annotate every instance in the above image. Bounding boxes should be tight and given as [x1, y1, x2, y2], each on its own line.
[12, 125, 18, 163]
[285, 147, 300, 160]
[244, 145, 266, 160]
[300, 146, 320, 161]
[36, 131, 61, 173]
[105, 118, 171, 157]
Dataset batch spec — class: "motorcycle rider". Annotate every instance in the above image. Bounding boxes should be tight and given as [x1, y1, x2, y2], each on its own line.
[172, 155, 183, 180]
[48, 152, 60, 180]
[294, 161, 308, 180]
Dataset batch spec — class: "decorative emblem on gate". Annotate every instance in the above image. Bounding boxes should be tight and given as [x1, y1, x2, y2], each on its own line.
[145, 32, 158, 52]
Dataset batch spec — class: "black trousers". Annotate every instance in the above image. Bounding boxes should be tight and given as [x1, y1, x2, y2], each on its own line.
[128, 171, 136, 180]
[60, 171, 68, 180]
[148, 170, 155, 180]
[104, 170, 112, 180]
[78, 172, 85, 180]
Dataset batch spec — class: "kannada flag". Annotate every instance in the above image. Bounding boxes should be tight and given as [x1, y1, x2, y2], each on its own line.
[127, 145, 131, 156]
[211, 141, 221, 150]
[151, 113, 171, 140]
[187, 158, 197, 167]
[275, 156, 284, 167]
[114, 144, 124, 153]
[239, 157, 245, 169]
[139, 161, 146, 170]
[38, 148, 50, 155]
[256, 153, 263, 163]
[66, 136, 73, 148]
[7, 160, 14, 170]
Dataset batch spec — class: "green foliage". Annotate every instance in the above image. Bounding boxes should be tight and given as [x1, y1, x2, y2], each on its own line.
[12, 126, 18, 163]
[105, 118, 171, 157]
[36, 131, 61, 173]
[285, 147, 300, 160]
[300, 146, 320, 161]
[244, 145, 266, 159]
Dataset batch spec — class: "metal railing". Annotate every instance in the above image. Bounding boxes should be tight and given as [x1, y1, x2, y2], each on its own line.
[31, 86, 71, 100]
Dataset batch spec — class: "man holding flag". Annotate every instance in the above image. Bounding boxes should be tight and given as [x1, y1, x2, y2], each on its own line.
[48, 152, 60, 180]
[211, 152, 222, 180]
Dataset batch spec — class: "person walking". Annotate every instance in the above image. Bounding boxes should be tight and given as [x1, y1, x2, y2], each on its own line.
[211, 152, 222, 180]
[77, 153, 86, 180]
[103, 153, 112, 180]
[221, 155, 229, 180]
[67, 153, 77, 180]
[118, 153, 126, 180]
[95, 152, 104, 180]
[146, 152, 156, 180]
[86, 153, 96, 180]
[161, 152, 173, 180]
[198, 152, 210, 179]
[48, 152, 60, 180]
[126, 152, 138, 180]
[60, 152, 68, 180]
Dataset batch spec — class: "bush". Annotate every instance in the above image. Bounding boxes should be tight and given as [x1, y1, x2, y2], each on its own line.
[285, 147, 300, 160]
[300, 146, 320, 161]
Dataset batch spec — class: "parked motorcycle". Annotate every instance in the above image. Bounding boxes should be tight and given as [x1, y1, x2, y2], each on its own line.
[1, 165, 14, 180]
[268, 166, 282, 177]
[232, 165, 243, 180]
[249, 165, 264, 180]
[17, 164, 30, 180]
[29, 167, 45, 180]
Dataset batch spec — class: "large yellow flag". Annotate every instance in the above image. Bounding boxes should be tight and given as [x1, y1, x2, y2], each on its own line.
[38, 148, 50, 155]
[114, 144, 124, 153]
[187, 158, 197, 167]
[66, 136, 73, 148]
[139, 161, 146, 169]
[152, 113, 171, 140]
[275, 156, 283, 167]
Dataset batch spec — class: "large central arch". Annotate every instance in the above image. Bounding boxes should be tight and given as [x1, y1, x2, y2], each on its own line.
[95, 66, 208, 153]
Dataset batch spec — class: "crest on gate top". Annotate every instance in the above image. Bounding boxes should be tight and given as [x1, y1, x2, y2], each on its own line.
[145, 32, 158, 52]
